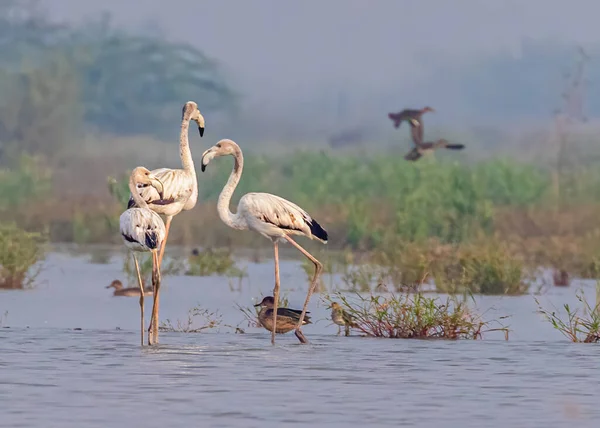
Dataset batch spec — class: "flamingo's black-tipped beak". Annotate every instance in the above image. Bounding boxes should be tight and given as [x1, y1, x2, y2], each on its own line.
[198, 126, 204, 138]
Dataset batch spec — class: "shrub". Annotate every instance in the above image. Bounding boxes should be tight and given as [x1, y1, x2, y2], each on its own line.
[324, 292, 510, 340]
[0, 222, 46, 289]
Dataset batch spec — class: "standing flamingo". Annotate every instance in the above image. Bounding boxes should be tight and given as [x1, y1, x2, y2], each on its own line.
[200, 139, 328, 345]
[120, 167, 166, 346]
[127, 101, 204, 344]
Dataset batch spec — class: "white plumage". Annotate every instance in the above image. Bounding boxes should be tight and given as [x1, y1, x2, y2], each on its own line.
[126, 101, 204, 346]
[200, 139, 327, 345]
[120, 167, 166, 347]
[120, 208, 166, 253]
[237, 192, 328, 243]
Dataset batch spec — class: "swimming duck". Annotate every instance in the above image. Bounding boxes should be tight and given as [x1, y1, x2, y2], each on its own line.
[330, 302, 357, 336]
[552, 269, 570, 287]
[254, 296, 312, 338]
[106, 280, 154, 297]
[404, 139, 465, 161]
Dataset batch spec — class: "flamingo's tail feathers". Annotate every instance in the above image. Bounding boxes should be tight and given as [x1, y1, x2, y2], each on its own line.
[308, 218, 328, 243]
[145, 231, 160, 250]
[445, 144, 465, 150]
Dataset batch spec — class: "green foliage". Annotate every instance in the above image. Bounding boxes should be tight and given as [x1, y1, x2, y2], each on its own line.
[0, 154, 51, 209]
[323, 292, 510, 339]
[0, 222, 46, 289]
[186, 248, 246, 278]
[535, 285, 600, 343]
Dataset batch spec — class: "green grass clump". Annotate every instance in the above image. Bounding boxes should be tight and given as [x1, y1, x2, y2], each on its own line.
[185, 248, 246, 278]
[324, 292, 509, 340]
[535, 284, 600, 343]
[0, 223, 46, 289]
[433, 238, 530, 295]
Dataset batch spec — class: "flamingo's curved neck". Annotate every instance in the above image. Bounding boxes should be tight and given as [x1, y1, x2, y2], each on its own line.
[129, 175, 149, 209]
[179, 116, 195, 175]
[217, 146, 248, 230]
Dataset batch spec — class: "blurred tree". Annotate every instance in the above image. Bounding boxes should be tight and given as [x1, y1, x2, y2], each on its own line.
[0, 0, 236, 143]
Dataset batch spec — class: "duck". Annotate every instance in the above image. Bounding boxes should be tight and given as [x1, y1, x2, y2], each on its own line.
[254, 296, 312, 337]
[330, 302, 357, 336]
[404, 139, 465, 162]
[388, 106, 434, 143]
[106, 280, 154, 297]
[552, 269, 570, 287]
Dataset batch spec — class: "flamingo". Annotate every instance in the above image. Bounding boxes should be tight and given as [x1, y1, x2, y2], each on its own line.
[200, 139, 328, 345]
[120, 167, 166, 346]
[127, 101, 204, 344]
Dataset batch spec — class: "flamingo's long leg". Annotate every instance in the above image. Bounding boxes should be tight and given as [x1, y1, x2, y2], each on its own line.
[149, 216, 172, 341]
[271, 241, 280, 345]
[132, 253, 144, 347]
[148, 250, 162, 345]
[282, 235, 322, 344]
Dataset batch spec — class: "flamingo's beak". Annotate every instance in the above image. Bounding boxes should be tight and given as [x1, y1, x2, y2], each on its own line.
[201, 147, 216, 172]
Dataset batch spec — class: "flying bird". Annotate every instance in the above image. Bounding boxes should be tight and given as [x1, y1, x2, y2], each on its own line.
[201, 139, 327, 345]
[404, 139, 465, 162]
[388, 106, 434, 144]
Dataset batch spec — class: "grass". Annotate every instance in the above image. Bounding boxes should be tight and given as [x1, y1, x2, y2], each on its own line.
[323, 292, 510, 340]
[0, 222, 46, 289]
[159, 304, 223, 333]
[185, 248, 247, 278]
[535, 283, 600, 343]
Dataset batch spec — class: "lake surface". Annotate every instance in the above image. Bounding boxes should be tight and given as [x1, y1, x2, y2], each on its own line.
[1, 250, 599, 427]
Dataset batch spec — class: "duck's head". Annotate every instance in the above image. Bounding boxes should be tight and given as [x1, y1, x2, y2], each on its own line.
[422, 106, 435, 113]
[106, 279, 123, 290]
[254, 296, 275, 309]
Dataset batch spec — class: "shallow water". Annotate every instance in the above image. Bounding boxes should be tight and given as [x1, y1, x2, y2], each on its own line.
[1, 251, 599, 427]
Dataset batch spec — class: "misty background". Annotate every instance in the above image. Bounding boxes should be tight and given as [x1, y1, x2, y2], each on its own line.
[30, 0, 600, 149]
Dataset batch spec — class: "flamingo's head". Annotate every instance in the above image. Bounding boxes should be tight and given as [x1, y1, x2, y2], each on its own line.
[200, 139, 240, 172]
[182, 101, 205, 137]
[131, 167, 165, 199]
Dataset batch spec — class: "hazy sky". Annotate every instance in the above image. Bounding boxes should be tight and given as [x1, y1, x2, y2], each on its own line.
[40, 0, 600, 90]
[36, 0, 600, 139]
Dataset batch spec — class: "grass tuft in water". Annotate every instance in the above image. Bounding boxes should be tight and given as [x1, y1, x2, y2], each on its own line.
[185, 248, 246, 278]
[323, 292, 510, 340]
[159, 304, 223, 333]
[535, 284, 600, 343]
[0, 223, 46, 289]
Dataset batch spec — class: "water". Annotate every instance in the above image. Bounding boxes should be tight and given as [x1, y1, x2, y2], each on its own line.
[1, 251, 600, 427]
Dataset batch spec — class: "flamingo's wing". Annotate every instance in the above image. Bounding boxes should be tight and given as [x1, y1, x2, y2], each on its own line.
[239, 193, 328, 242]
[119, 208, 166, 250]
[128, 168, 194, 209]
